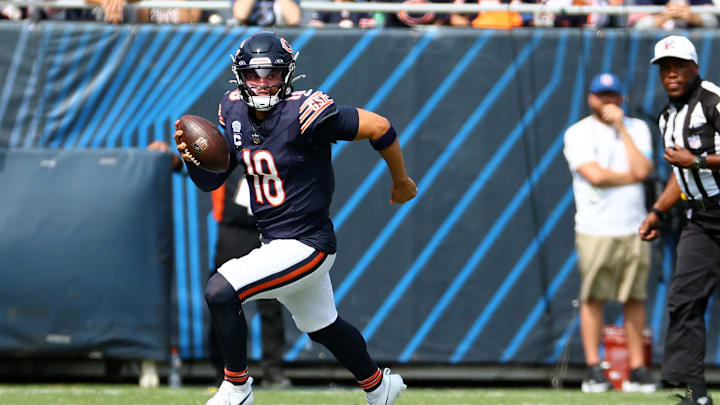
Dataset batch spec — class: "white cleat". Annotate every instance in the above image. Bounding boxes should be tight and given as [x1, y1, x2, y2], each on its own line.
[206, 378, 254, 405]
[366, 368, 407, 405]
[621, 366, 657, 393]
[621, 380, 657, 393]
[581, 379, 613, 393]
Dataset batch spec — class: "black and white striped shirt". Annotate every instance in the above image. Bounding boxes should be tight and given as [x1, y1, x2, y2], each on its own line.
[659, 78, 720, 201]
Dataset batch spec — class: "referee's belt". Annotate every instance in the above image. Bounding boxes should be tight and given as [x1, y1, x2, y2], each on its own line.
[687, 193, 720, 211]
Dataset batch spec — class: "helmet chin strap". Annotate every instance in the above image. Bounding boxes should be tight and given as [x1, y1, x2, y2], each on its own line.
[247, 94, 280, 111]
[247, 83, 283, 111]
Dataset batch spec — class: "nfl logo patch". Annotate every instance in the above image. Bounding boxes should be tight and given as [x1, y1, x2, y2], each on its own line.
[192, 137, 209, 153]
[688, 135, 702, 149]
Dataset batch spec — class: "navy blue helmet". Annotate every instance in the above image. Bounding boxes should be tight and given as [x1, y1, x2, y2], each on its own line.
[231, 31, 296, 111]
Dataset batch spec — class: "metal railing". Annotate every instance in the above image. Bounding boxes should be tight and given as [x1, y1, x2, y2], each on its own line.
[1, 0, 720, 15]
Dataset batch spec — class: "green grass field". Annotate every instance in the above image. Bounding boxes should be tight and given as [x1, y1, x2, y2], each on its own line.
[0, 384, 684, 405]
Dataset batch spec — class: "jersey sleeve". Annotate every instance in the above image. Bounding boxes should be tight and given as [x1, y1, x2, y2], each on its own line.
[563, 124, 595, 171]
[219, 90, 239, 130]
[311, 105, 359, 144]
[298, 90, 338, 138]
[185, 153, 238, 192]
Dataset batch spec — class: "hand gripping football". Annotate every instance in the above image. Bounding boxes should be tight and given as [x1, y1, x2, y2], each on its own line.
[178, 115, 230, 173]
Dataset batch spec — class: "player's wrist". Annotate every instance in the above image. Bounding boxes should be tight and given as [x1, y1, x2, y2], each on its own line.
[393, 176, 411, 186]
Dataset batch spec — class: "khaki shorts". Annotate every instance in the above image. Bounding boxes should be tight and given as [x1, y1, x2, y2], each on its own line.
[576, 232, 651, 303]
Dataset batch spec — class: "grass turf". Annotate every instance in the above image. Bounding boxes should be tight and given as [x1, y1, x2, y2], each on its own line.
[0, 384, 683, 405]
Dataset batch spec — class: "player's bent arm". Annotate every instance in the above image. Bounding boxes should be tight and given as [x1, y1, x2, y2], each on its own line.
[576, 161, 637, 187]
[353, 108, 390, 142]
[185, 163, 233, 192]
[378, 140, 417, 204]
[173, 128, 233, 192]
[354, 108, 417, 204]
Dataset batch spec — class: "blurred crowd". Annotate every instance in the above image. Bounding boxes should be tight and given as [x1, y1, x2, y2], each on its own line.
[1, 0, 719, 29]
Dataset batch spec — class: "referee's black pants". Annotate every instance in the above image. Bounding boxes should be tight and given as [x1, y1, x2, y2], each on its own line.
[662, 210, 720, 385]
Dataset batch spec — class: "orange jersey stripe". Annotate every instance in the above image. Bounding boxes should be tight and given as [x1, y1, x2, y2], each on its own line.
[237, 252, 326, 301]
[300, 100, 333, 134]
[299, 91, 322, 111]
[298, 105, 315, 122]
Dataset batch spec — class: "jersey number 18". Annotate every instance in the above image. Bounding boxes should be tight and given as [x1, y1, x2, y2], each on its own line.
[242, 149, 286, 207]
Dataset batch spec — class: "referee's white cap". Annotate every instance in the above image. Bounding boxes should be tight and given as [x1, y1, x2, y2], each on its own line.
[651, 35, 698, 65]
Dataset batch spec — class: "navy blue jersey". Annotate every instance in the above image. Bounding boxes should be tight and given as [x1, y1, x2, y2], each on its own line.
[186, 89, 358, 253]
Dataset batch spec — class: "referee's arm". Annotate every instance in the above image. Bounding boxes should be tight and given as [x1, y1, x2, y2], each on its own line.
[639, 174, 682, 241]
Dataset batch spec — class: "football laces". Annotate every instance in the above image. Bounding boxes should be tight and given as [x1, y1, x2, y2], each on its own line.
[183, 148, 201, 167]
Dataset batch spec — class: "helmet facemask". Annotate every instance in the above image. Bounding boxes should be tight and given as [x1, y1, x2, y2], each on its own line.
[231, 58, 296, 111]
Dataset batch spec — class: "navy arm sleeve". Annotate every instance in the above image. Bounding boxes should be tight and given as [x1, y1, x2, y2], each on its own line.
[185, 152, 238, 192]
[311, 105, 359, 145]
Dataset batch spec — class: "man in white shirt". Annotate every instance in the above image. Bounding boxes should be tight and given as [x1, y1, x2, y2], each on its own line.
[563, 73, 655, 393]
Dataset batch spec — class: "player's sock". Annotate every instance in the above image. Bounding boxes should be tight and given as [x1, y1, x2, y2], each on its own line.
[205, 273, 248, 385]
[358, 367, 384, 393]
[223, 367, 250, 385]
[308, 316, 382, 392]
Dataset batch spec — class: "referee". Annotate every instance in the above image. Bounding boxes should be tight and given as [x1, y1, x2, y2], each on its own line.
[639, 35, 720, 405]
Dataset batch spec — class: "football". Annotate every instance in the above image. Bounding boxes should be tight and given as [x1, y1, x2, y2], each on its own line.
[178, 115, 230, 173]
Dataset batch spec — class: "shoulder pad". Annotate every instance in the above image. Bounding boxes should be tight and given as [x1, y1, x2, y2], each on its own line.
[298, 90, 335, 134]
[286, 89, 314, 102]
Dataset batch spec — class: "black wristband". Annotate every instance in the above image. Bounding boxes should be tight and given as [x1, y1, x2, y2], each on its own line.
[369, 125, 397, 151]
[692, 155, 701, 170]
[650, 208, 664, 221]
[700, 155, 708, 169]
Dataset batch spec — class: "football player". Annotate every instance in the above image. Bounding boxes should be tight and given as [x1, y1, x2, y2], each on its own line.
[174, 31, 417, 405]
